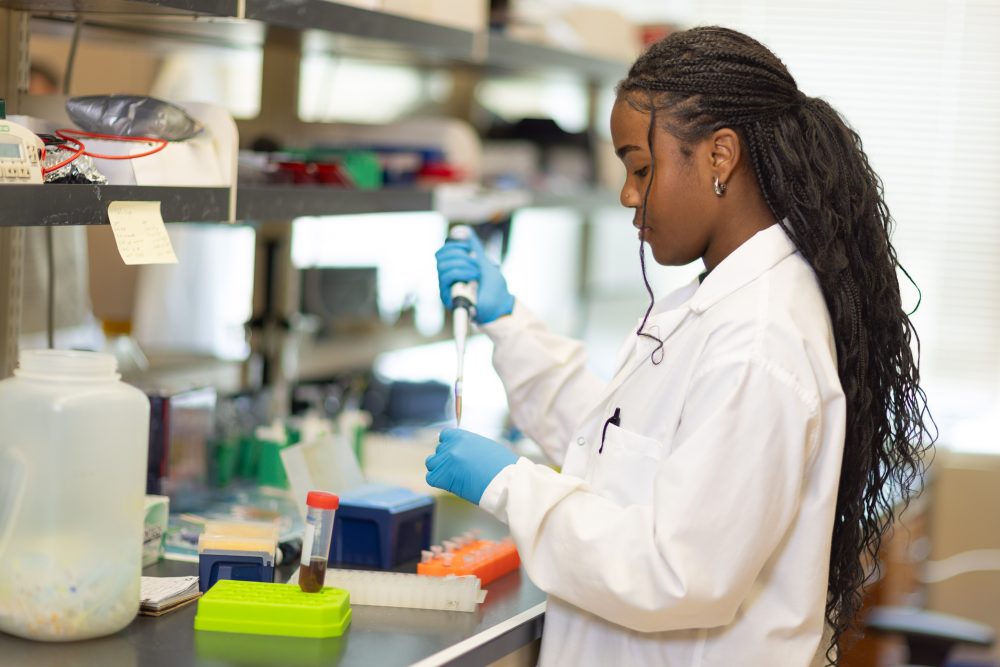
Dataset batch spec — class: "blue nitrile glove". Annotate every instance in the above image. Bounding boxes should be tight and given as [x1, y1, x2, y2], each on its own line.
[435, 231, 515, 324]
[425, 428, 519, 505]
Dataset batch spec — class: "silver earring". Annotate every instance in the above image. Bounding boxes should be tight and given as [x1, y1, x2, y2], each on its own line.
[713, 177, 727, 197]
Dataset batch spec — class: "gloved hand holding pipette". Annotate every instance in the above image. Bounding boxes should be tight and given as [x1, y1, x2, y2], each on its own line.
[435, 229, 514, 325]
[425, 428, 518, 505]
[436, 226, 515, 426]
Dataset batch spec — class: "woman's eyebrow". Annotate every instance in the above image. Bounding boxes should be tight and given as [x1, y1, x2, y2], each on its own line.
[615, 144, 643, 159]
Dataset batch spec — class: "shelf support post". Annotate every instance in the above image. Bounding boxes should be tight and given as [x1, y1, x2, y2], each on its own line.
[0, 8, 30, 378]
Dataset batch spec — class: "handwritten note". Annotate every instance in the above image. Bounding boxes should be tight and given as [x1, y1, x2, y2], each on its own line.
[107, 201, 178, 265]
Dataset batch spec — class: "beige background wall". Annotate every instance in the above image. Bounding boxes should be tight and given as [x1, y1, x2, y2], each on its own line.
[30, 31, 161, 96]
[927, 450, 1000, 660]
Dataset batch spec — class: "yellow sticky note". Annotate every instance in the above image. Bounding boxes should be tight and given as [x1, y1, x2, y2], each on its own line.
[107, 201, 179, 265]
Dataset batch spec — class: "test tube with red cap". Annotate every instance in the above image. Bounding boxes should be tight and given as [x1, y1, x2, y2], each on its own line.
[299, 491, 339, 593]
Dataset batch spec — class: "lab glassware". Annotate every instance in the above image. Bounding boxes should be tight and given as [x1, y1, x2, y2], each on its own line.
[298, 491, 339, 592]
[0, 350, 150, 641]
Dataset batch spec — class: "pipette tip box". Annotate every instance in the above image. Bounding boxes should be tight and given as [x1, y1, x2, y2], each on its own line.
[331, 484, 433, 570]
[198, 527, 279, 592]
[194, 580, 351, 638]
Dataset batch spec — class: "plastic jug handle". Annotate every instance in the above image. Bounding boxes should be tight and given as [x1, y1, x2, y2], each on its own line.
[0, 447, 27, 560]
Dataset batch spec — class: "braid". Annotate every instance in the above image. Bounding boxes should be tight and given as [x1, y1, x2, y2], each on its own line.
[619, 26, 936, 663]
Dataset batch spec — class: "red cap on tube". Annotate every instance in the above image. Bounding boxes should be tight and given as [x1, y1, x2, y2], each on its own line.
[306, 491, 340, 510]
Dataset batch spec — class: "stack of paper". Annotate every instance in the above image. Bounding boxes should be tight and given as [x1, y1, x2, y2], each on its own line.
[140, 576, 200, 616]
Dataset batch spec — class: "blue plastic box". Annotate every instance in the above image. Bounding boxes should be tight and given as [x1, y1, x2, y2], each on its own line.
[199, 551, 274, 592]
[330, 484, 434, 570]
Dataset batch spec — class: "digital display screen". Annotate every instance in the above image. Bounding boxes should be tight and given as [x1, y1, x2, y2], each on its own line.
[0, 144, 21, 159]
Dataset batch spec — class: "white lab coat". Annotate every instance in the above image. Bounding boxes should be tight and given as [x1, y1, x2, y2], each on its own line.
[479, 224, 846, 667]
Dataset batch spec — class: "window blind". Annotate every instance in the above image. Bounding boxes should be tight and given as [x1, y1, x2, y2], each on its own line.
[672, 0, 1000, 447]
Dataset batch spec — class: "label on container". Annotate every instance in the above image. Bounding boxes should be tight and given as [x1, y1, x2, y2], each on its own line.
[301, 522, 315, 561]
[107, 201, 178, 265]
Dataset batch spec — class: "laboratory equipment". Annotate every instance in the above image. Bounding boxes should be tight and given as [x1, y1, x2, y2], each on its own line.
[197, 521, 279, 593]
[194, 580, 351, 638]
[0, 111, 44, 184]
[146, 386, 216, 509]
[0, 350, 150, 641]
[288, 568, 486, 613]
[299, 492, 339, 593]
[418, 533, 520, 585]
[331, 484, 433, 570]
[448, 224, 478, 425]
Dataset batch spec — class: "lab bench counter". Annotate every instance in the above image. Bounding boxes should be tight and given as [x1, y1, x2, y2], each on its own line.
[0, 496, 546, 667]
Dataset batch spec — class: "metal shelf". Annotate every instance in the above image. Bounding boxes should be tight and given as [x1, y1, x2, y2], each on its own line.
[486, 33, 629, 82]
[122, 352, 245, 394]
[296, 326, 450, 381]
[246, 1, 476, 62]
[0, 185, 231, 226]
[0, 0, 236, 18]
[236, 185, 433, 220]
[0, 184, 625, 226]
[529, 189, 622, 210]
[6, 1, 630, 80]
[0, 185, 432, 226]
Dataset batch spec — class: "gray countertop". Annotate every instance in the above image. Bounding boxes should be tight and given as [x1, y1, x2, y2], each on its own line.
[0, 496, 546, 667]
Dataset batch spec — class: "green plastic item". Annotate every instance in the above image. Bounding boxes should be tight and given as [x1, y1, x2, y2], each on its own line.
[194, 580, 351, 638]
[195, 629, 347, 666]
[236, 436, 261, 478]
[281, 148, 383, 190]
[257, 440, 289, 489]
[211, 438, 239, 488]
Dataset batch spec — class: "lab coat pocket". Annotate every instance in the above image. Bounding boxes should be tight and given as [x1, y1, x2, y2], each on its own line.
[592, 425, 663, 507]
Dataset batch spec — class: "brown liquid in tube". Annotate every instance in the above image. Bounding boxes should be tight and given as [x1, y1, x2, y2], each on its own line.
[298, 556, 328, 593]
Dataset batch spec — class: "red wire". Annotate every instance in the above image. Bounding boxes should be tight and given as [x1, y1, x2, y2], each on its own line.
[42, 135, 86, 175]
[59, 128, 168, 160]
[42, 128, 170, 175]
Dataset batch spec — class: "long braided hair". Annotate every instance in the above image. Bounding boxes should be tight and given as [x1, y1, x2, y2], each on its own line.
[618, 26, 935, 662]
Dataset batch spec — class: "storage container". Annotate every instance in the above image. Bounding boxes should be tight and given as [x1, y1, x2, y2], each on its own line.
[330, 484, 433, 570]
[0, 350, 150, 641]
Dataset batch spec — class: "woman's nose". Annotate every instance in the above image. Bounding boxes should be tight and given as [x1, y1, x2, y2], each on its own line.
[620, 184, 638, 209]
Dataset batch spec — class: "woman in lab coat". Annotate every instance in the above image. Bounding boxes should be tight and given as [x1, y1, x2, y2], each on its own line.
[426, 26, 934, 667]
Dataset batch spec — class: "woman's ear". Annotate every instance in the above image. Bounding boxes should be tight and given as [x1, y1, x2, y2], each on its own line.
[709, 128, 740, 185]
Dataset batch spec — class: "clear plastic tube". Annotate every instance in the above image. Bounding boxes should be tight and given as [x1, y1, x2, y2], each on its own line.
[298, 491, 339, 593]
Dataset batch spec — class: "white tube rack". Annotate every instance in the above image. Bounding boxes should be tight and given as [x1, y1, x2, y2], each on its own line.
[289, 568, 487, 612]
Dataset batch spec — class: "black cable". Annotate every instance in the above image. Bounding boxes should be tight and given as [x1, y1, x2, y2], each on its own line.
[64, 17, 83, 96]
[42, 17, 84, 350]
[45, 229, 54, 348]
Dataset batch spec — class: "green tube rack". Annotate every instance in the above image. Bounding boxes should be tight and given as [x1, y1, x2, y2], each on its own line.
[194, 580, 351, 638]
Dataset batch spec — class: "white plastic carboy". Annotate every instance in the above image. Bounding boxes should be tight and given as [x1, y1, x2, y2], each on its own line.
[0, 350, 150, 641]
[298, 491, 339, 593]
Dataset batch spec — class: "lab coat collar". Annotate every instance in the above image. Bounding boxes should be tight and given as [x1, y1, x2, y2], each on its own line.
[688, 223, 797, 314]
[581, 224, 797, 427]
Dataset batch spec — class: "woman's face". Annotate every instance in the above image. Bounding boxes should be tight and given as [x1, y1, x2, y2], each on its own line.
[610, 97, 718, 266]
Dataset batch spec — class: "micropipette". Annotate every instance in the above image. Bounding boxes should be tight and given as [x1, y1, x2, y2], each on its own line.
[448, 225, 478, 426]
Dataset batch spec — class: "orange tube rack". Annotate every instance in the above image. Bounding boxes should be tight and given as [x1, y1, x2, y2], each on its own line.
[417, 533, 520, 585]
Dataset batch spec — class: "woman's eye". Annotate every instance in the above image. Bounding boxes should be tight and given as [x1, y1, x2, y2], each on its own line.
[633, 166, 650, 178]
